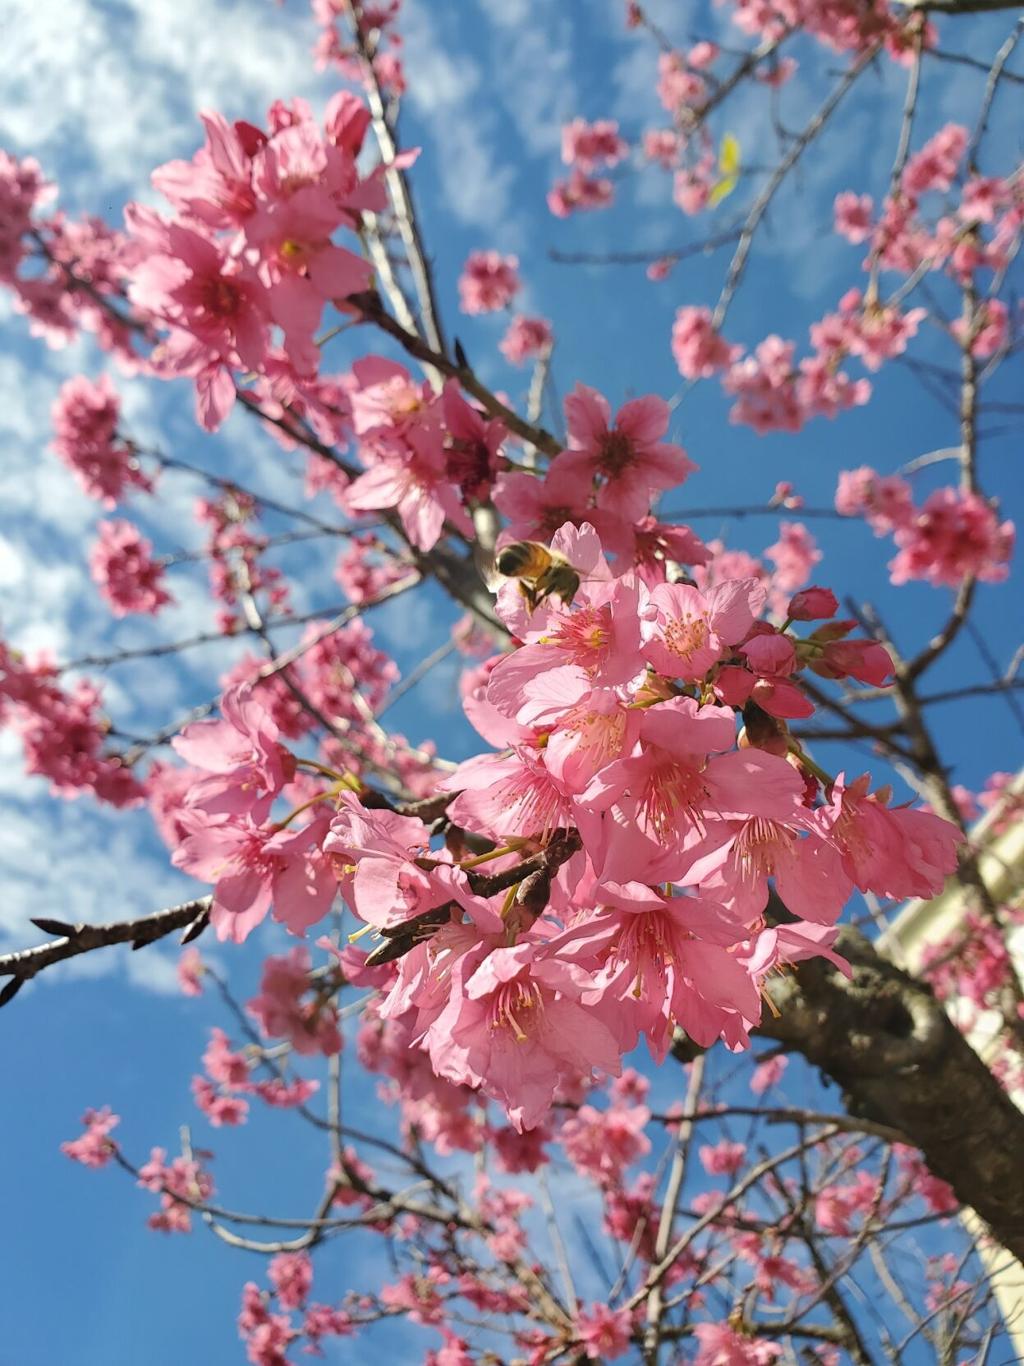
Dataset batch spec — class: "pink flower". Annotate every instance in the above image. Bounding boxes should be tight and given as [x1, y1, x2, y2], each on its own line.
[202, 1026, 251, 1088]
[559, 385, 696, 521]
[700, 1139, 746, 1175]
[51, 375, 152, 506]
[834, 191, 874, 243]
[902, 123, 968, 197]
[268, 1251, 313, 1310]
[324, 792, 444, 929]
[724, 336, 802, 434]
[492, 458, 592, 541]
[814, 634, 895, 686]
[127, 214, 271, 430]
[548, 169, 614, 217]
[499, 314, 553, 365]
[688, 41, 719, 69]
[429, 943, 621, 1130]
[89, 518, 172, 616]
[750, 1054, 788, 1094]
[835, 466, 914, 535]
[192, 1076, 249, 1127]
[61, 1107, 119, 1168]
[576, 1303, 633, 1360]
[561, 1100, 651, 1185]
[672, 306, 739, 379]
[139, 1147, 214, 1234]
[177, 947, 205, 996]
[444, 743, 573, 842]
[787, 586, 837, 621]
[172, 685, 296, 820]
[960, 174, 1009, 224]
[819, 773, 960, 901]
[457, 250, 520, 314]
[174, 810, 337, 942]
[151, 111, 259, 229]
[685, 762, 853, 926]
[346, 418, 462, 553]
[555, 881, 762, 1053]
[643, 577, 767, 680]
[0, 150, 53, 281]
[442, 380, 505, 504]
[693, 1322, 782, 1365]
[380, 1269, 447, 1325]
[643, 129, 682, 169]
[246, 191, 371, 373]
[248, 947, 341, 1055]
[894, 1145, 958, 1214]
[302, 1304, 354, 1347]
[888, 488, 1014, 587]
[674, 163, 715, 216]
[765, 521, 821, 596]
[561, 118, 629, 172]
[657, 52, 706, 112]
[952, 298, 1008, 358]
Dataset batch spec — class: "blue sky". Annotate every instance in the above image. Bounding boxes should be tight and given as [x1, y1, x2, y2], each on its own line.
[0, 0, 1022, 1361]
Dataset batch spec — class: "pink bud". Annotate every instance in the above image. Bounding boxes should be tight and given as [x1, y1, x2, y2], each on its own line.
[821, 639, 895, 685]
[742, 632, 797, 677]
[788, 586, 839, 621]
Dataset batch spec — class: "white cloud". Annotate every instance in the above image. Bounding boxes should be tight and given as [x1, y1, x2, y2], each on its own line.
[0, 0, 329, 205]
[400, 0, 517, 234]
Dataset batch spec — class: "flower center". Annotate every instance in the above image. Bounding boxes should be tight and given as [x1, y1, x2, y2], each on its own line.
[599, 429, 635, 475]
[663, 614, 710, 664]
[490, 980, 542, 1042]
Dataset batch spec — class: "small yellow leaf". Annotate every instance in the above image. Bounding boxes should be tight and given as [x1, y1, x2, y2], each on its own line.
[719, 132, 741, 177]
[709, 132, 741, 207]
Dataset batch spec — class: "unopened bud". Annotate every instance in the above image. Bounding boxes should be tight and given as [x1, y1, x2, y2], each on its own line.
[787, 586, 838, 621]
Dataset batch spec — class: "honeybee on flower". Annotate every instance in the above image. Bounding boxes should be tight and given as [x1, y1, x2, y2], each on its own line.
[494, 540, 583, 612]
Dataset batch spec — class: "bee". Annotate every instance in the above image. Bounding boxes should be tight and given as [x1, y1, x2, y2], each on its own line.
[495, 541, 581, 612]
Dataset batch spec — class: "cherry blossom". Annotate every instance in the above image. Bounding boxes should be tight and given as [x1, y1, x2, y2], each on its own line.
[89, 518, 172, 617]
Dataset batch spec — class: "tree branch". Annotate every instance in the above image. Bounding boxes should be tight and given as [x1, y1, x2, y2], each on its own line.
[0, 897, 211, 1004]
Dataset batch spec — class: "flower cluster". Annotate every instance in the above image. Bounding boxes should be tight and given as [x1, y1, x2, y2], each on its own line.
[158, 472, 958, 1129]
[51, 375, 152, 506]
[0, 642, 142, 805]
[0, 151, 139, 358]
[456, 250, 520, 314]
[89, 518, 172, 617]
[836, 467, 1014, 587]
[125, 95, 381, 429]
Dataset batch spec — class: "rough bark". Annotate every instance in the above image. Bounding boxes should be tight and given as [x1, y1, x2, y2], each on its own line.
[754, 909, 1024, 1266]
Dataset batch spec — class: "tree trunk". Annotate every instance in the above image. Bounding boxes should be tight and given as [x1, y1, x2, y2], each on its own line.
[755, 916, 1024, 1265]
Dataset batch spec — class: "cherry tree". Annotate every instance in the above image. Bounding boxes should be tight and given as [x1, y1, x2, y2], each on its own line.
[1, 0, 1023, 1362]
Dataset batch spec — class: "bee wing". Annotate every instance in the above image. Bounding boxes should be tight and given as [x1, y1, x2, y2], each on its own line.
[482, 556, 505, 592]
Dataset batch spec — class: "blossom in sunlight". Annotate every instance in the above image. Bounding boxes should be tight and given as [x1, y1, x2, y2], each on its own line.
[558, 384, 696, 520]
[51, 375, 152, 506]
[268, 1252, 313, 1310]
[833, 191, 873, 243]
[499, 313, 553, 365]
[561, 118, 629, 172]
[576, 1303, 633, 1360]
[672, 305, 739, 379]
[61, 1107, 119, 1168]
[89, 518, 172, 617]
[457, 250, 520, 313]
[172, 685, 296, 821]
[248, 947, 342, 1056]
[548, 168, 614, 217]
